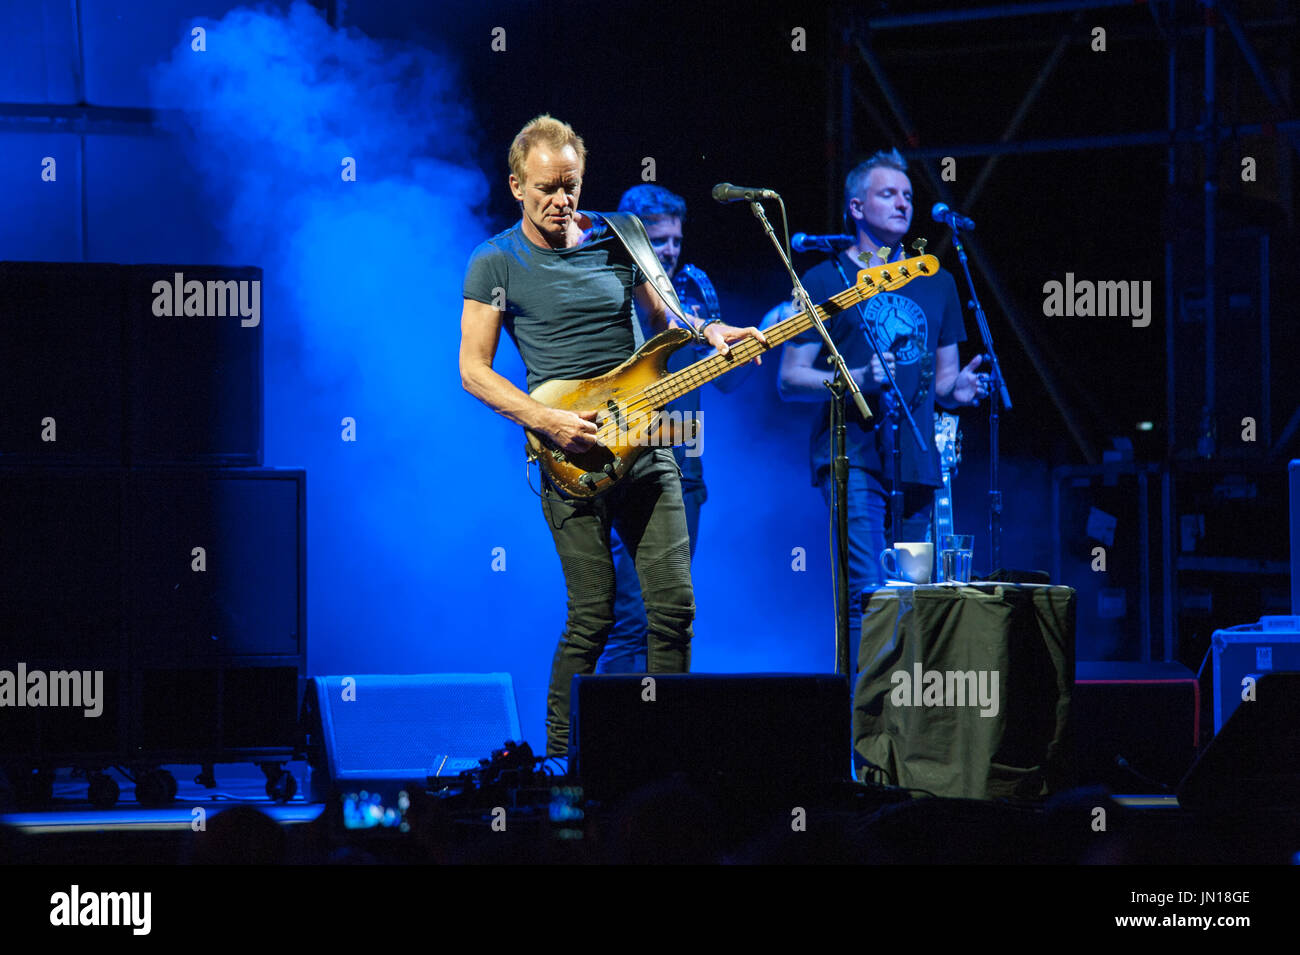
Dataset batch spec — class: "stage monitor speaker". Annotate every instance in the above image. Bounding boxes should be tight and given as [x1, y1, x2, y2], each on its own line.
[1177, 672, 1300, 813]
[569, 673, 850, 805]
[303, 674, 521, 801]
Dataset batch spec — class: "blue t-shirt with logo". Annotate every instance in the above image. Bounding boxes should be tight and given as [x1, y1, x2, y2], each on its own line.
[792, 250, 965, 487]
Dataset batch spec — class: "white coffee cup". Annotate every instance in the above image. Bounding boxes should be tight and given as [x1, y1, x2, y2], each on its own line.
[880, 542, 934, 584]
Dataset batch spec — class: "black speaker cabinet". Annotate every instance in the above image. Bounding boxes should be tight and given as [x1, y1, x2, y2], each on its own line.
[1178, 671, 1300, 813]
[0, 668, 127, 762]
[0, 468, 126, 663]
[126, 264, 263, 465]
[127, 469, 305, 759]
[569, 673, 850, 805]
[127, 468, 304, 664]
[134, 666, 302, 759]
[303, 674, 522, 801]
[0, 262, 126, 464]
[0, 261, 263, 467]
[0, 467, 304, 763]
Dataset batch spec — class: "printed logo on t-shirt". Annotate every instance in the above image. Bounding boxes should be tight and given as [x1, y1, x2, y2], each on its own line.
[860, 293, 928, 364]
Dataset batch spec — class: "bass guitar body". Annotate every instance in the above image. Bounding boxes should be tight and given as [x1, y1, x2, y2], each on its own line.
[526, 327, 701, 499]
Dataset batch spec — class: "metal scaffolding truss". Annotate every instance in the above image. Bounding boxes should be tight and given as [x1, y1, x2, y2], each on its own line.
[836, 0, 1298, 464]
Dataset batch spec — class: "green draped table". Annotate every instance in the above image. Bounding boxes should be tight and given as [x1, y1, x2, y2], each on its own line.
[854, 582, 1076, 800]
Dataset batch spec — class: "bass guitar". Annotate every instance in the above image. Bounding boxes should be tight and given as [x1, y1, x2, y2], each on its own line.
[526, 254, 940, 498]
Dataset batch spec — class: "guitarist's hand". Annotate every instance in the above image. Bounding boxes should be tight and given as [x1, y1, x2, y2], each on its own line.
[949, 354, 988, 405]
[868, 351, 896, 385]
[544, 408, 601, 453]
[703, 323, 769, 365]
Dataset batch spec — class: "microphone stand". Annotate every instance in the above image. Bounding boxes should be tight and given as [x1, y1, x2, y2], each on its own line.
[829, 252, 928, 549]
[945, 224, 1011, 572]
[748, 200, 869, 678]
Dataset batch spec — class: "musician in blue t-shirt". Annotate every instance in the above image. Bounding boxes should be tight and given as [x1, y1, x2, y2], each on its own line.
[773, 149, 989, 642]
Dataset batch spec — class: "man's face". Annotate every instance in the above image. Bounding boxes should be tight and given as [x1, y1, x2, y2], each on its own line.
[643, 216, 683, 279]
[510, 144, 582, 246]
[850, 167, 912, 247]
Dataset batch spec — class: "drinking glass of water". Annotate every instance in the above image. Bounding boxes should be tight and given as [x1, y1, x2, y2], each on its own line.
[940, 534, 974, 584]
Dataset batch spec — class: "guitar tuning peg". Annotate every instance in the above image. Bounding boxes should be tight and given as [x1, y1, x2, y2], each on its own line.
[876, 246, 891, 264]
[911, 238, 928, 254]
[856, 251, 873, 265]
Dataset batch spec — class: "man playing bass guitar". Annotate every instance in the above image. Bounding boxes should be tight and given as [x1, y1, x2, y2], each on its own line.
[458, 115, 767, 756]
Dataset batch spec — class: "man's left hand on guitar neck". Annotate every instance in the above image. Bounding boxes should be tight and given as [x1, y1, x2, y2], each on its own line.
[636, 280, 769, 363]
[696, 320, 769, 363]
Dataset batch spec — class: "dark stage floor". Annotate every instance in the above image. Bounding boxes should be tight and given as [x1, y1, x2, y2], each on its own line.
[4, 760, 1296, 867]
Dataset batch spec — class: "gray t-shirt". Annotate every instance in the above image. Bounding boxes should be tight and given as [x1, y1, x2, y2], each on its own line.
[463, 214, 645, 392]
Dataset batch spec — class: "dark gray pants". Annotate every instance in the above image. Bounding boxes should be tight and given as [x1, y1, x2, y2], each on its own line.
[540, 448, 695, 755]
[599, 477, 704, 674]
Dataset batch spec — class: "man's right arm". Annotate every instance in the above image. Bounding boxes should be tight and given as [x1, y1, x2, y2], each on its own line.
[779, 340, 878, 402]
[778, 338, 896, 402]
[458, 298, 599, 453]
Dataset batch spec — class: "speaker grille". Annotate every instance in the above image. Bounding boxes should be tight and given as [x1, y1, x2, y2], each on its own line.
[313, 674, 521, 780]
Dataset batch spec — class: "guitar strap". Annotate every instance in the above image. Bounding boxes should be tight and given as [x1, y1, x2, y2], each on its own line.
[601, 212, 697, 340]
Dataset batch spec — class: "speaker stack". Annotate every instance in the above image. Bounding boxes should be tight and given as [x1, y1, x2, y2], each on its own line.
[0, 261, 304, 802]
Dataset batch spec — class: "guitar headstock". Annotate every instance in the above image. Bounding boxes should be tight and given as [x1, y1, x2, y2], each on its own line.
[934, 411, 962, 469]
[854, 253, 940, 295]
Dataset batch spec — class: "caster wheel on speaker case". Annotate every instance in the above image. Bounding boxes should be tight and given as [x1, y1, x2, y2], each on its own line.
[161, 769, 178, 801]
[264, 768, 297, 803]
[87, 771, 120, 809]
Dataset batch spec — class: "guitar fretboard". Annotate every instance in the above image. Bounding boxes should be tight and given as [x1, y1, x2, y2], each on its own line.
[640, 255, 936, 408]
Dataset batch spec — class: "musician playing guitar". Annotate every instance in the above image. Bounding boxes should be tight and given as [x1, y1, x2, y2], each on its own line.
[458, 115, 767, 756]
[773, 148, 989, 643]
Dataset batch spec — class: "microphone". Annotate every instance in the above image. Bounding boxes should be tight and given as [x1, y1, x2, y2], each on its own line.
[712, 182, 779, 204]
[792, 233, 855, 254]
[931, 202, 975, 231]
